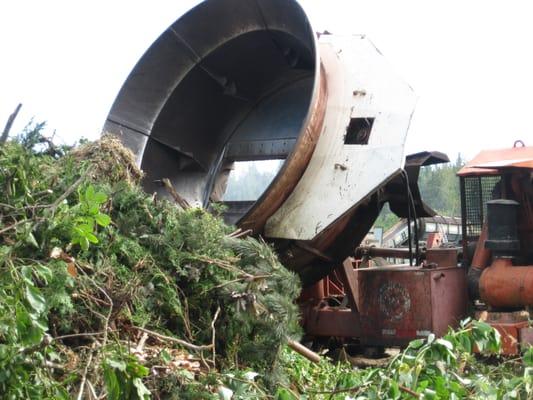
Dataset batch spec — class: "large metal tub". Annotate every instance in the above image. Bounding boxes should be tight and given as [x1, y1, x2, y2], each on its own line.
[104, 0, 418, 285]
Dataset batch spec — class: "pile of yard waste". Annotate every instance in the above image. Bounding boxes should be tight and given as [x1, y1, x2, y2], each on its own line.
[0, 125, 301, 399]
[0, 124, 531, 399]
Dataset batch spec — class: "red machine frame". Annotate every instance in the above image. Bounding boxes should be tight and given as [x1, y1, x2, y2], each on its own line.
[299, 142, 533, 355]
[300, 248, 467, 348]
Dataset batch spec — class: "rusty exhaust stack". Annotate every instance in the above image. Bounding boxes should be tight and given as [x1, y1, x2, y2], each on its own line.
[104, 0, 417, 284]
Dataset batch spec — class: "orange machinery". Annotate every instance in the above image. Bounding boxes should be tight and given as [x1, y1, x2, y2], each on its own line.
[460, 140, 533, 354]
[300, 141, 533, 355]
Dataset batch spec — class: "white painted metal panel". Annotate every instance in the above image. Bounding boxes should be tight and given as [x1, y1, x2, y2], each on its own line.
[265, 35, 417, 240]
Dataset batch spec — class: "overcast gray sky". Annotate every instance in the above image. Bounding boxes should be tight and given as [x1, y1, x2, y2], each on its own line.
[1, 0, 532, 161]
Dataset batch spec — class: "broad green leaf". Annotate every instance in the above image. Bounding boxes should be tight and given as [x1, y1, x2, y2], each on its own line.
[89, 204, 100, 215]
[473, 320, 492, 333]
[16, 306, 45, 346]
[388, 379, 401, 399]
[21, 265, 34, 284]
[436, 338, 454, 350]
[457, 333, 472, 353]
[409, 339, 424, 349]
[95, 213, 111, 227]
[25, 232, 39, 248]
[126, 360, 149, 377]
[80, 236, 90, 251]
[77, 223, 94, 234]
[94, 191, 108, 204]
[427, 333, 436, 344]
[177, 369, 195, 381]
[103, 365, 121, 400]
[25, 285, 46, 314]
[523, 346, 533, 366]
[160, 349, 171, 363]
[30, 315, 48, 331]
[85, 232, 99, 244]
[75, 216, 93, 225]
[85, 185, 95, 202]
[105, 359, 127, 371]
[275, 388, 297, 400]
[33, 264, 53, 283]
[133, 377, 151, 399]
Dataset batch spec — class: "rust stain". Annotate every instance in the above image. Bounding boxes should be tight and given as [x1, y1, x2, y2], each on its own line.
[378, 282, 411, 321]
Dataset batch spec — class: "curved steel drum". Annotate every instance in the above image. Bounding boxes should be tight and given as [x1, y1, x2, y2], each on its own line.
[104, 0, 418, 285]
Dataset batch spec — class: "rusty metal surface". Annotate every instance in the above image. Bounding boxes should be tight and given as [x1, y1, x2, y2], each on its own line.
[479, 310, 530, 323]
[470, 223, 491, 270]
[425, 248, 458, 268]
[356, 246, 412, 260]
[429, 267, 468, 337]
[475, 310, 531, 354]
[338, 258, 360, 312]
[458, 143, 533, 176]
[300, 259, 467, 344]
[355, 266, 467, 346]
[279, 192, 382, 286]
[479, 258, 533, 307]
[302, 307, 361, 338]
[492, 323, 526, 355]
[299, 280, 326, 304]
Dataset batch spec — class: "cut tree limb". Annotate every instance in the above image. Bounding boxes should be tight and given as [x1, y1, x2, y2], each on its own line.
[229, 229, 253, 239]
[211, 306, 221, 365]
[1, 103, 22, 144]
[159, 178, 190, 209]
[134, 326, 213, 351]
[76, 351, 94, 400]
[287, 339, 321, 363]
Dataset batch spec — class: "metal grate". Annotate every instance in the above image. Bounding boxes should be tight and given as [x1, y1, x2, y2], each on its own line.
[461, 175, 501, 239]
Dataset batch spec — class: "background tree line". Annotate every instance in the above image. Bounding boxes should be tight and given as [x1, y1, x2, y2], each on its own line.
[375, 154, 464, 231]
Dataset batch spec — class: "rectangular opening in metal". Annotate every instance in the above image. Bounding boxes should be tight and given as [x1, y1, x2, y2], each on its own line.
[345, 117, 374, 145]
[223, 160, 283, 201]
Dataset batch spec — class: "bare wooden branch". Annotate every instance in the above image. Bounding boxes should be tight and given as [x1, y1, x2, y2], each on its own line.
[135, 332, 149, 354]
[133, 326, 213, 351]
[0, 218, 30, 235]
[86, 380, 98, 400]
[52, 331, 110, 342]
[227, 228, 242, 237]
[230, 229, 253, 239]
[287, 338, 321, 363]
[49, 167, 92, 214]
[44, 360, 64, 370]
[195, 255, 243, 274]
[1, 103, 22, 144]
[76, 351, 94, 400]
[398, 385, 421, 398]
[95, 284, 113, 348]
[160, 178, 190, 209]
[211, 306, 221, 365]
